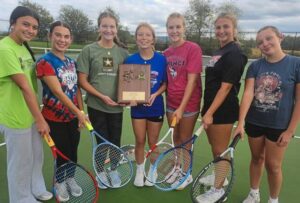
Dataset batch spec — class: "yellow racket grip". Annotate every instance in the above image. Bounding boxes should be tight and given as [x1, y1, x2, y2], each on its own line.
[85, 122, 94, 131]
[43, 135, 55, 147]
[80, 111, 94, 131]
[171, 117, 177, 127]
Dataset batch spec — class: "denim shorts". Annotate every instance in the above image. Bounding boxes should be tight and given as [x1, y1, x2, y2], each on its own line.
[166, 107, 199, 118]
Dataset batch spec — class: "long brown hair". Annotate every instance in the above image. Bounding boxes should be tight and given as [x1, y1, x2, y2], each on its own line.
[97, 10, 127, 49]
[9, 6, 40, 61]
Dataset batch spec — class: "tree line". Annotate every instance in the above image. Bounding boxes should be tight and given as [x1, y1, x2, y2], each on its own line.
[3, 0, 299, 58]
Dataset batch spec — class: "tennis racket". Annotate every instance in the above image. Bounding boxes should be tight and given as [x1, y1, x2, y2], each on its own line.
[43, 135, 98, 203]
[104, 144, 142, 165]
[191, 134, 241, 203]
[85, 122, 133, 188]
[120, 144, 147, 163]
[143, 117, 177, 184]
[152, 124, 204, 191]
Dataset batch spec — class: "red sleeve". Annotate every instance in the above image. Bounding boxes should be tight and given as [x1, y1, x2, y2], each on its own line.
[186, 42, 202, 74]
[36, 59, 56, 79]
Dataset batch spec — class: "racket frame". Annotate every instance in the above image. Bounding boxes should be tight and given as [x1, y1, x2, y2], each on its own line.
[85, 122, 133, 188]
[143, 118, 177, 183]
[43, 135, 99, 203]
[190, 134, 241, 203]
[153, 124, 204, 191]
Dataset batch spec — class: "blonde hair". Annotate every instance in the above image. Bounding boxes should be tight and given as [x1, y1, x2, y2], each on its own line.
[215, 12, 238, 42]
[97, 10, 126, 49]
[166, 12, 186, 28]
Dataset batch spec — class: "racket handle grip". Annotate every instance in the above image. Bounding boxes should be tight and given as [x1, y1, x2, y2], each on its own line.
[171, 117, 177, 127]
[43, 135, 55, 147]
[80, 111, 94, 131]
[85, 122, 94, 131]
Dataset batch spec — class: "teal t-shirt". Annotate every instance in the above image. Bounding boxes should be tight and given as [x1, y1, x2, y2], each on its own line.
[0, 36, 37, 129]
[77, 42, 128, 113]
[246, 55, 300, 129]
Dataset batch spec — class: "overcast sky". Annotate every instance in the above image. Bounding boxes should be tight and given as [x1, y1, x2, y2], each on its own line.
[1, 0, 299, 34]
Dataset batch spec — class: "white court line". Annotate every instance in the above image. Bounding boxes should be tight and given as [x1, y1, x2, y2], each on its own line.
[0, 143, 6, 147]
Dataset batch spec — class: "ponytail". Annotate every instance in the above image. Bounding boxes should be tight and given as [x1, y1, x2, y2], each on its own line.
[23, 41, 36, 61]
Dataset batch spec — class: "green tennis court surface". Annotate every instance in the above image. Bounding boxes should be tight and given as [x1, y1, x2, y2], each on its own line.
[0, 58, 299, 202]
[1, 108, 299, 203]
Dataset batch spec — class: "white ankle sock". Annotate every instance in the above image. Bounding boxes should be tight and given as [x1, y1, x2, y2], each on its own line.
[269, 197, 278, 203]
[136, 163, 144, 172]
[250, 188, 259, 194]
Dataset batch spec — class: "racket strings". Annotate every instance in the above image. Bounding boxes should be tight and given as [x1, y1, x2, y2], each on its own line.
[154, 147, 192, 190]
[144, 143, 173, 183]
[94, 144, 132, 187]
[191, 159, 233, 202]
[121, 145, 136, 162]
[55, 163, 97, 202]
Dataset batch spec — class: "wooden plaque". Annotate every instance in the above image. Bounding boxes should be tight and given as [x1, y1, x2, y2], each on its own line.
[118, 64, 151, 104]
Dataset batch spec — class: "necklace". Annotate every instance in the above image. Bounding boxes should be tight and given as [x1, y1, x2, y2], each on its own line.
[140, 52, 154, 64]
[99, 41, 113, 56]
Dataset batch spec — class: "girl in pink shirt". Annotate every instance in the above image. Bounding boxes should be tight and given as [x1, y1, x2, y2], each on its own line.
[163, 12, 202, 190]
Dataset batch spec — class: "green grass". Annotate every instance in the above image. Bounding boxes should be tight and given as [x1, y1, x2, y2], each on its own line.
[1, 108, 300, 203]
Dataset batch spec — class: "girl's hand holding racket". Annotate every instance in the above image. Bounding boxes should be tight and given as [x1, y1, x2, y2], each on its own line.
[202, 113, 213, 129]
[77, 110, 90, 129]
[233, 122, 245, 140]
[36, 117, 50, 136]
[172, 108, 183, 124]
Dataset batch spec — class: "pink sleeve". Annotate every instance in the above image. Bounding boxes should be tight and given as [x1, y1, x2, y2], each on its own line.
[36, 59, 56, 79]
[186, 43, 202, 74]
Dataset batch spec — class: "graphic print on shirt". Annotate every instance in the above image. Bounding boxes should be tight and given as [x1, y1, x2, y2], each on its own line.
[254, 72, 282, 112]
[167, 55, 185, 79]
[206, 55, 222, 68]
[103, 57, 114, 72]
[38, 57, 78, 121]
[150, 71, 158, 88]
[57, 61, 77, 97]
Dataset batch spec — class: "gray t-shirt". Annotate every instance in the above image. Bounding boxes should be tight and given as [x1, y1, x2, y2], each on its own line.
[77, 42, 128, 113]
[246, 55, 300, 129]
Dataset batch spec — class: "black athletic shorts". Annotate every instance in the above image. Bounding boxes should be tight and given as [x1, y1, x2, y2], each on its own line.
[131, 116, 164, 122]
[245, 122, 286, 142]
[201, 104, 238, 124]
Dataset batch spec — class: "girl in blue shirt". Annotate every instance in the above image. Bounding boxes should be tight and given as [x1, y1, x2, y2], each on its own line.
[124, 22, 167, 187]
[234, 26, 300, 203]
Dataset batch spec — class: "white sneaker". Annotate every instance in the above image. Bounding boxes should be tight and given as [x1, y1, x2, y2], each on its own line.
[97, 172, 108, 189]
[196, 187, 225, 203]
[67, 178, 83, 197]
[144, 166, 157, 186]
[199, 173, 229, 186]
[243, 191, 260, 203]
[35, 191, 53, 201]
[134, 168, 144, 187]
[166, 166, 181, 184]
[55, 182, 69, 202]
[109, 170, 122, 187]
[175, 174, 193, 190]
